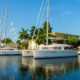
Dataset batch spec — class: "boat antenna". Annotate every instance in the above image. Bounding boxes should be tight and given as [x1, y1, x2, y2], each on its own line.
[5, 6, 8, 44]
[46, 0, 49, 46]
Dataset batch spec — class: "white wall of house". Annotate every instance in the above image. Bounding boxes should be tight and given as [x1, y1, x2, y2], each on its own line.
[28, 40, 45, 50]
[28, 40, 38, 50]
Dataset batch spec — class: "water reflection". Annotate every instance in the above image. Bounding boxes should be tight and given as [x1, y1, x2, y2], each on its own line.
[0, 56, 22, 80]
[0, 56, 80, 80]
[21, 57, 78, 80]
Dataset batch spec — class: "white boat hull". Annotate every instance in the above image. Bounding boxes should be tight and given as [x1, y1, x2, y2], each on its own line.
[0, 50, 22, 55]
[22, 50, 33, 57]
[33, 50, 78, 59]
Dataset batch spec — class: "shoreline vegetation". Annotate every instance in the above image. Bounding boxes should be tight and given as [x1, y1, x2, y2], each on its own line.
[1, 21, 80, 50]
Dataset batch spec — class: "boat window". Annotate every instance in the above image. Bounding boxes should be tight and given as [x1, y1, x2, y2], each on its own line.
[42, 47, 62, 50]
[58, 47, 62, 49]
[42, 47, 48, 49]
[64, 47, 71, 50]
[54, 47, 57, 49]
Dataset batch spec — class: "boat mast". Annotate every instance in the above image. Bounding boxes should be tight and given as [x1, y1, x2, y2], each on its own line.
[5, 7, 8, 44]
[46, 0, 49, 46]
[32, 0, 44, 39]
[0, 10, 4, 46]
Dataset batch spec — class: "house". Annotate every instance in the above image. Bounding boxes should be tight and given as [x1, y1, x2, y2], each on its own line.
[28, 32, 80, 50]
[28, 39, 45, 50]
[50, 32, 80, 40]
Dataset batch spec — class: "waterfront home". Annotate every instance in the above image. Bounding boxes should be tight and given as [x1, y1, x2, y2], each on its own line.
[50, 32, 80, 40]
[28, 32, 80, 50]
[28, 39, 45, 50]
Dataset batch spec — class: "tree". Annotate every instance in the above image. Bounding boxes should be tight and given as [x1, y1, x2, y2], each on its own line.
[19, 28, 29, 41]
[16, 40, 21, 44]
[43, 21, 52, 33]
[78, 39, 80, 46]
[30, 26, 37, 39]
[16, 40, 21, 49]
[36, 34, 46, 45]
[36, 21, 52, 45]
[67, 37, 78, 48]
[1, 38, 13, 44]
[21, 41, 28, 49]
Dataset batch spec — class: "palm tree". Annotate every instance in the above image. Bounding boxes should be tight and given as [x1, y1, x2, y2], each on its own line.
[43, 21, 52, 33]
[30, 26, 37, 39]
[16, 40, 21, 49]
[16, 40, 21, 44]
[1, 38, 13, 44]
[36, 21, 52, 45]
[19, 28, 29, 41]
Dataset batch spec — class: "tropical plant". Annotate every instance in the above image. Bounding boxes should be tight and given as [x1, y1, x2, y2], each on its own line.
[21, 41, 28, 49]
[16, 40, 21, 44]
[43, 21, 52, 33]
[19, 28, 29, 41]
[36, 34, 46, 45]
[1, 38, 13, 44]
[67, 37, 78, 48]
[16, 40, 21, 49]
[78, 39, 80, 46]
[30, 26, 37, 39]
[36, 21, 52, 45]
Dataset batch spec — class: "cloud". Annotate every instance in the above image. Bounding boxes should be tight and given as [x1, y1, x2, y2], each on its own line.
[63, 11, 72, 15]
[14, 37, 18, 40]
[10, 22, 14, 26]
[10, 27, 15, 32]
[13, 32, 17, 35]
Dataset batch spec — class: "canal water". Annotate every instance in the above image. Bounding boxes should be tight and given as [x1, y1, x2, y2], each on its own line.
[0, 56, 80, 80]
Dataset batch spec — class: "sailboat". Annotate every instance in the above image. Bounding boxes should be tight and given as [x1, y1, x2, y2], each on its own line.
[33, 0, 78, 59]
[0, 7, 22, 55]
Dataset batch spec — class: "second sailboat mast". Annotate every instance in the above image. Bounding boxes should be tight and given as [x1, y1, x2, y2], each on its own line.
[46, 0, 49, 46]
[5, 7, 8, 44]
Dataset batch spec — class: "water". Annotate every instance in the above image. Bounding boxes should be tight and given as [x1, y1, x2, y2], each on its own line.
[0, 56, 80, 80]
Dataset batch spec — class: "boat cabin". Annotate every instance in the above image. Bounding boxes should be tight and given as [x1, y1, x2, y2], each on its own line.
[0, 48, 15, 50]
[0, 46, 16, 51]
[41, 44, 71, 50]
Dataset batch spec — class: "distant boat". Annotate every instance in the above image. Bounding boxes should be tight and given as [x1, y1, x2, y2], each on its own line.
[33, 0, 78, 59]
[0, 7, 22, 56]
[0, 44, 22, 55]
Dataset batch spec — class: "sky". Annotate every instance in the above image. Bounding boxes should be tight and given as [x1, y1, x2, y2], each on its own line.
[0, 0, 80, 42]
